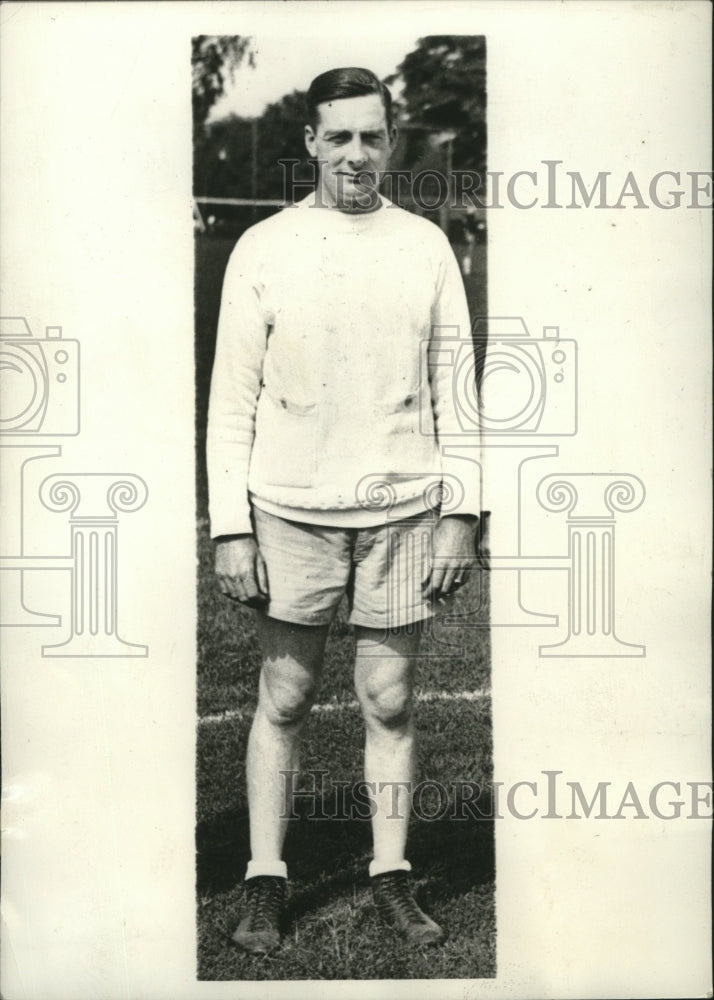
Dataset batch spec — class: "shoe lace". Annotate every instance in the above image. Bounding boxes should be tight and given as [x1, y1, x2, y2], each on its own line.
[377, 872, 429, 925]
[247, 876, 284, 927]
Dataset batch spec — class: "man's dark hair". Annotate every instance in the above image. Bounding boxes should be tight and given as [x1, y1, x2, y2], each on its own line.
[306, 67, 393, 131]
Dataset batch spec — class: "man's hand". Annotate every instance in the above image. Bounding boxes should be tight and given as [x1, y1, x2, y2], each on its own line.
[422, 515, 480, 602]
[215, 534, 269, 608]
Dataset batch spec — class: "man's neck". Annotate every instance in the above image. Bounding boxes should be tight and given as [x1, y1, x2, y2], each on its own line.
[315, 183, 383, 215]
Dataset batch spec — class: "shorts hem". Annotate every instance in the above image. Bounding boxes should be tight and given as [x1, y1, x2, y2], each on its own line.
[261, 604, 335, 627]
[348, 609, 434, 630]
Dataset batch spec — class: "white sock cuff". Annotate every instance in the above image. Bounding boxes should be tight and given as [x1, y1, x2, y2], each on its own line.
[245, 860, 288, 880]
[369, 858, 412, 878]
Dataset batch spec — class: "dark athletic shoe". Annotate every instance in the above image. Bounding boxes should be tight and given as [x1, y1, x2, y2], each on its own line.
[371, 869, 445, 946]
[231, 875, 286, 954]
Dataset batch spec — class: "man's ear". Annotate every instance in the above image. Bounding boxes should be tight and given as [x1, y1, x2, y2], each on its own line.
[388, 125, 398, 153]
[304, 124, 317, 158]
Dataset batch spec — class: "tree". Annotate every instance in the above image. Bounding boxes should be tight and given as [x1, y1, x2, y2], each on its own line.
[193, 91, 315, 202]
[192, 36, 254, 130]
[253, 90, 313, 199]
[387, 36, 487, 175]
[192, 36, 256, 199]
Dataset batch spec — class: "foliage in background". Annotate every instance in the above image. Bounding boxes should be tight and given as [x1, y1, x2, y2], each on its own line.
[192, 35, 487, 204]
[193, 35, 256, 200]
[192, 36, 255, 129]
[388, 35, 487, 175]
[194, 91, 314, 200]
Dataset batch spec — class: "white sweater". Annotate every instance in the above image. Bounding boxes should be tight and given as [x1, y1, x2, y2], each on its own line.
[207, 193, 482, 538]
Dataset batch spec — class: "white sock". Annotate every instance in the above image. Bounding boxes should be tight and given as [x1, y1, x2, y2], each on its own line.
[369, 858, 412, 878]
[245, 859, 288, 880]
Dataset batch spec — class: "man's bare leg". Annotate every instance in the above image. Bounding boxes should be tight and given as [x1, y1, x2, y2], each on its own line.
[353, 625, 421, 870]
[232, 614, 329, 953]
[247, 613, 329, 864]
[354, 623, 443, 944]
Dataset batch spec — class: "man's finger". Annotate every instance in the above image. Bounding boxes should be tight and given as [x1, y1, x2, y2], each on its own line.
[255, 551, 269, 597]
[217, 573, 239, 601]
[242, 593, 269, 609]
[452, 569, 470, 592]
[238, 570, 269, 607]
[424, 564, 446, 599]
[440, 566, 458, 597]
[241, 563, 272, 606]
[240, 572, 260, 602]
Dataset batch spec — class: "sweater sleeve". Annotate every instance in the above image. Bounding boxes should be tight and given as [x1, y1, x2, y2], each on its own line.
[427, 233, 483, 519]
[206, 231, 269, 538]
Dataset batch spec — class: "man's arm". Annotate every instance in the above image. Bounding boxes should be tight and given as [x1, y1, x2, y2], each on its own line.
[424, 233, 484, 599]
[206, 228, 268, 538]
[206, 231, 270, 602]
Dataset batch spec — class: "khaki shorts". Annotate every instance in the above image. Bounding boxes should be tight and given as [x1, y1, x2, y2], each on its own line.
[251, 505, 436, 629]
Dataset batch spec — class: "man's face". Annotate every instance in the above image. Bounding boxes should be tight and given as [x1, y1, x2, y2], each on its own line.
[304, 93, 396, 212]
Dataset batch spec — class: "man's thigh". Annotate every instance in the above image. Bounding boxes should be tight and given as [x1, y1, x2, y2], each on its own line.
[252, 505, 351, 626]
[349, 511, 436, 631]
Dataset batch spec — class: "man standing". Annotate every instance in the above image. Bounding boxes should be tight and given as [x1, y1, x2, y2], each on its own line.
[207, 67, 481, 952]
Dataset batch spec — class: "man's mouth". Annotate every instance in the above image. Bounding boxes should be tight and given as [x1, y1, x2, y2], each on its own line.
[337, 172, 375, 183]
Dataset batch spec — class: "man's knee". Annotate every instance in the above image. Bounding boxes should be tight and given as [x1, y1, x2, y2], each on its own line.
[260, 670, 316, 728]
[362, 676, 413, 728]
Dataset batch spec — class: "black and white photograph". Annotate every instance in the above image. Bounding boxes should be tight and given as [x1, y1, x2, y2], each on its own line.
[0, 3, 711, 999]
[194, 36, 494, 981]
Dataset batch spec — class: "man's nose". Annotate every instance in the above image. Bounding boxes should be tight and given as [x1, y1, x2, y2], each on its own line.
[345, 138, 368, 166]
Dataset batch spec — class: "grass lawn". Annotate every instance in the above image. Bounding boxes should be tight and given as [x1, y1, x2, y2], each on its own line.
[194, 226, 494, 980]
